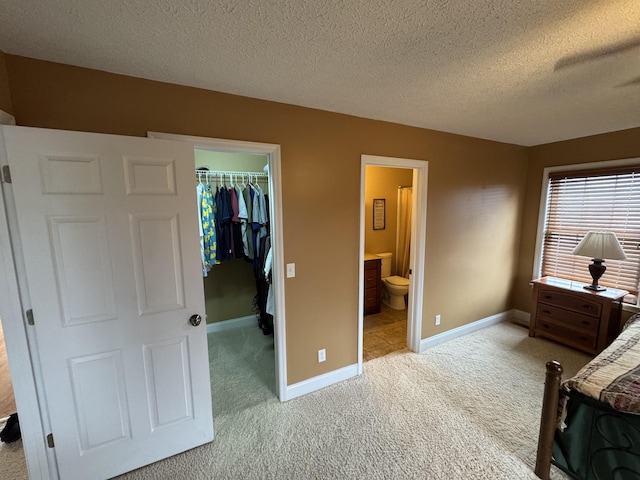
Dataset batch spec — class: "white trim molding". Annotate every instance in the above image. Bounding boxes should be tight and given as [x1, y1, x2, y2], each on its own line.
[419, 311, 511, 352]
[510, 309, 531, 328]
[283, 364, 358, 401]
[206, 315, 257, 334]
[0, 126, 52, 479]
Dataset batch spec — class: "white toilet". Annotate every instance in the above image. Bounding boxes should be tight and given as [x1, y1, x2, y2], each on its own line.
[375, 252, 410, 310]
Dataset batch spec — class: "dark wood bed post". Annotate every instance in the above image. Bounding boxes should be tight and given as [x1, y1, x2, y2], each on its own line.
[534, 360, 563, 480]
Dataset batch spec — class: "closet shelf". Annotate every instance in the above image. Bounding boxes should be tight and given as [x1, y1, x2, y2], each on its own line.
[195, 169, 268, 177]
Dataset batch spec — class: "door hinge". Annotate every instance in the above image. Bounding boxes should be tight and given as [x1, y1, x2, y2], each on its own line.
[47, 433, 54, 448]
[1, 165, 11, 184]
[409, 269, 412, 275]
[26, 309, 34, 326]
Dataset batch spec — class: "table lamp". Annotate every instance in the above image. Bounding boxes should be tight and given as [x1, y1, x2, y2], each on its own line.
[572, 231, 627, 291]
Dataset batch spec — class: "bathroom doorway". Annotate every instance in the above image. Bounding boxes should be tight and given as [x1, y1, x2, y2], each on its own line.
[358, 155, 428, 372]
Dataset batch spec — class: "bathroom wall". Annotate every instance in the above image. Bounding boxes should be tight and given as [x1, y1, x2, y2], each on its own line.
[364, 166, 413, 275]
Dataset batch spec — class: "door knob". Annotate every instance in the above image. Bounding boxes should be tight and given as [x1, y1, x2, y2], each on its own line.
[189, 314, 202, 326]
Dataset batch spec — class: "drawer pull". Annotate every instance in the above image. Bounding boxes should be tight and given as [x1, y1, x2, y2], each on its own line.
[543, 295, 553, 300]
[582, 305, 593, 310]
[542, 310, 552, 315]
[581, 320, 590, 325]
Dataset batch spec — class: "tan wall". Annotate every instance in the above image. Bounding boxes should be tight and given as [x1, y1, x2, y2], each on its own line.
[513, 127, 640, 316]
[364, 166, 413, 271]
[203, 260, 257, 323]
[5, 55, 528, 385]
[0, 50, 13, 115]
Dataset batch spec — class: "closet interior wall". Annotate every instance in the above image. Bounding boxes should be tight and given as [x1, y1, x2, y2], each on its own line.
[195, 149, 270, 326]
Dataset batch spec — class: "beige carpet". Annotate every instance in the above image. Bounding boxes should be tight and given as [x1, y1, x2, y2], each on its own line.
[0, 416, 27, 480]
[1, 321, 591, 479]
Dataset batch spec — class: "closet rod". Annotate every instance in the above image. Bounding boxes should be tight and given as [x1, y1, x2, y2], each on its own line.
[195, 169, 268, 177]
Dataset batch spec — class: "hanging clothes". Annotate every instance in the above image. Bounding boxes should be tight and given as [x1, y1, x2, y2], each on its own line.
[215, 185, 231, 261]
[235, 183, 250, 259]
[195, 168, 272, 334]
[200, 183, 217, 274]
[242, 184, 254, 259]
[256, 234, 272, 334]
[229, 186, 244, 259]
[263, 245, 274, 316]
[196, 182, 207, 276]
[251, 183, 269, 266]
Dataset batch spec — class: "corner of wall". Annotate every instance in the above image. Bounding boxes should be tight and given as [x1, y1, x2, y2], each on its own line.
[0, 50, 15, 118]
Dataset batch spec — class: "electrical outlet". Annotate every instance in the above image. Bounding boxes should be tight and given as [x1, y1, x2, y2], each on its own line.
[435, 314, 441, 326]
[318, 348, 326, 362]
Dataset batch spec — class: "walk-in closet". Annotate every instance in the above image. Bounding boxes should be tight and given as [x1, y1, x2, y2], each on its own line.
[195, 149, 277, 402]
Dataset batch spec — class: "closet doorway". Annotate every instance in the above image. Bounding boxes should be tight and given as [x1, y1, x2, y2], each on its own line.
[148, 132, 287, 402]
[196, 149, 276, 406]
[358, 155, 428, 373]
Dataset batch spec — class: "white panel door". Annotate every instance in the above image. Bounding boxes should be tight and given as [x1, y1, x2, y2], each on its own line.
[2, 126, 213, 480]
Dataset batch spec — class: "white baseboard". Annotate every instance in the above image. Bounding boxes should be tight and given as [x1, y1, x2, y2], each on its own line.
[206, 315, 257, 334]
[278, 309, 529, 401]
[420, 310, 511, 352]
[282, 363, 359, 402]
[0, 109, 16, 125]
[510, 309, 530, 328]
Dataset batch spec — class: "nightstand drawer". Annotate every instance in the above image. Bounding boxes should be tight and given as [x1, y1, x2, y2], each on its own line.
[536, 318, 597, 351]
[538, 288, 601, 317]
[536, 304, 600, 333]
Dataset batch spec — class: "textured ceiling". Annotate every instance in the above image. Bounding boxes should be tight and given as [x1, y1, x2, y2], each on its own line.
[0, 0, 639, 146]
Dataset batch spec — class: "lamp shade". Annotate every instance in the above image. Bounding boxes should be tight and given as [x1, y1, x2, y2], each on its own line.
[572, 231, 627, 260]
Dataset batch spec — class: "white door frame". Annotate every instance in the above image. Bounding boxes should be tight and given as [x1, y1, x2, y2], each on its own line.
[147, 132, 287, 401]
[358, 155, 428, 373]
[0, 127, 56, 479]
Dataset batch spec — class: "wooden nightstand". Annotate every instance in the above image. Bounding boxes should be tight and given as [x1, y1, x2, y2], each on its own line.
[529, 277, 628, 355]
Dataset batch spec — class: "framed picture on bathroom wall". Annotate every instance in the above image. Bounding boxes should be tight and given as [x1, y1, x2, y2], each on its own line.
[373, 198, 385, 230]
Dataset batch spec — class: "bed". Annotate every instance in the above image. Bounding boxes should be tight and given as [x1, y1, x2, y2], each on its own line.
[534, 313, 640, 480]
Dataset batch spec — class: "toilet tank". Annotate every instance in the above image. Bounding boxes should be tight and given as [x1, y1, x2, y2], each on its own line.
[375, 252, 393, 278]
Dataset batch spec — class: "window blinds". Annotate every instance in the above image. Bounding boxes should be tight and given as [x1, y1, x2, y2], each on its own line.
[541, 166, 640, 303]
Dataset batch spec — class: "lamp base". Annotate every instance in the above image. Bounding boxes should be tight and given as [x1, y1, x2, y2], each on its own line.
[583, 284, 606, 292]
[586, 258, 607, 291]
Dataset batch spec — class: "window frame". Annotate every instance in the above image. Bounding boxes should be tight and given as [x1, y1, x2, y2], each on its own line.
[533, 156, 640, 312]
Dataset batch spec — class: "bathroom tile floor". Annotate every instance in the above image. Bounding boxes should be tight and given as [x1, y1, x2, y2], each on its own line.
[363, 304, 408, 362]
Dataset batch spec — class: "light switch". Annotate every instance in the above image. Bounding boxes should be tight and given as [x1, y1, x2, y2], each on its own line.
[286, 263, 296, 278]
